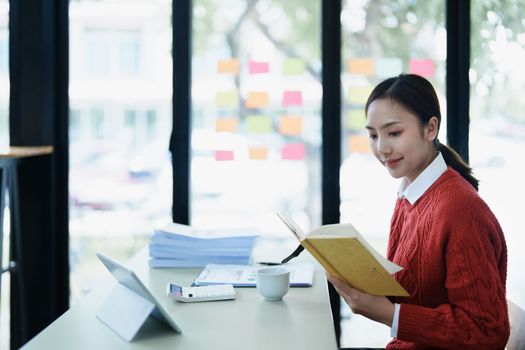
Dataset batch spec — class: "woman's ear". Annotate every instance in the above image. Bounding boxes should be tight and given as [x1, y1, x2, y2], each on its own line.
[426, 116, 439, 141]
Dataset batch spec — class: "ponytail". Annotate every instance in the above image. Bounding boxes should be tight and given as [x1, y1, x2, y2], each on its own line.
[435, 140, 479, 191]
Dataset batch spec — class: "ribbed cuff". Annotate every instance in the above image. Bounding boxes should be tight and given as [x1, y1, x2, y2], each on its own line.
[390, 303, 400, 337]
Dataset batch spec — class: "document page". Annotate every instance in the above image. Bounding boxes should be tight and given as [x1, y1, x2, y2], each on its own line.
[193, 263, 314, 287]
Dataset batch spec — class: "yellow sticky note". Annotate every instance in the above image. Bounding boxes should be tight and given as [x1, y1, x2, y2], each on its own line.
[246, 115, 272, 133]
[347, 135, 370, 154]
[217, 59, 240, 75]
[245, 92, 269, 109]
[279, 115, 302, 135]
[216, 117, 239, 132]
[347, 109, 366, 130]
[348, 86, 373, 105]
[282, 58, 305, 75]
[348, 58, 374, 75]
[215, 91, 239, 107]
[249, 146, 268, 160]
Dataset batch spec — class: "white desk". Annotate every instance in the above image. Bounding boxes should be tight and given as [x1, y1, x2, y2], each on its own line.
[21, 249, 338, 350]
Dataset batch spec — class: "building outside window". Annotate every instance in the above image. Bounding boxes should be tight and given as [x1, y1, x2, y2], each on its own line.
[69, 0, 172, 303]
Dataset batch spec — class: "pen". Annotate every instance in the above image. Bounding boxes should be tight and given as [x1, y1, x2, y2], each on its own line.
[280, 244, 305, 264]
[257, 262, 282, 266]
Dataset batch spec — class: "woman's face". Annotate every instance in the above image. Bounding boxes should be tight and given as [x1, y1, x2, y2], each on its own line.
[366, 98, 438, 184]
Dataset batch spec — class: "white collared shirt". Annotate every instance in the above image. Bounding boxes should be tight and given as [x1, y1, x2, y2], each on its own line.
[397, 152, 448, 205]
[391, 152, 447, 338]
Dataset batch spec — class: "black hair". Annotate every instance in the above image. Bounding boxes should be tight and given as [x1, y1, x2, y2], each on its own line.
[365, 73, 479, 191]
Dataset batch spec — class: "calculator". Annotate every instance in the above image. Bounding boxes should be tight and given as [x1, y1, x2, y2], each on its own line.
[166, 283, 236, 303]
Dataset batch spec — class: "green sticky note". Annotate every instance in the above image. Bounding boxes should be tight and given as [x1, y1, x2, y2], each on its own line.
[282, 58, 305, 75]
[215, 91, 239, 107]
[347, 109, 366, 130]
[246, 115, 273, 133]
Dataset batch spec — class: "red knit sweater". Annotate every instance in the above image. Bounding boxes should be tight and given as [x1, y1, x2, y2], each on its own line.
[386, 168, 509, 350]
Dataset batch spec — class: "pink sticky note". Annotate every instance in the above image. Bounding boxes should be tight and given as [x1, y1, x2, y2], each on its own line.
[408, 59, 435, 78]
[215, 150, 234, 161]
[282, 91, 303, 107]
[249, 60, 269, 74]
[281, 143, 305, 160]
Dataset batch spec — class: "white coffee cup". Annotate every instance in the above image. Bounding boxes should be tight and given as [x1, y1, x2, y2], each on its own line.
[256, 267, 290, 300]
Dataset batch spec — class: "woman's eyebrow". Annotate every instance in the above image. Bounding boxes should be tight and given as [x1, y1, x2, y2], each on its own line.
[365, 121, 402, 131]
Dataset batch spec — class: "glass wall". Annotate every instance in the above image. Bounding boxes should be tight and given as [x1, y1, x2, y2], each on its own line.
[470, 0, 525, 308]
[339, 1, 446, 347]
[68, 0, 172, 303]
[191, 0, 322, 241]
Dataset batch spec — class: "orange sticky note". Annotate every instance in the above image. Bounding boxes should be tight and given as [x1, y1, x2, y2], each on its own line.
[347, 135, 370, 154]
[279, 115, 302, 135]
[245, 92, 269, 109]
[215, 150, 234, 161]
[348, 58, 374, 75]
[249, 146, 268, 160]
[282, 91, 302, 107]
[216, 117, 239, 132]
[281, 143, 305, 160]
[249, 60, 269, 74]
[217, 59, 240, 75]
[408, 59, 435, 78]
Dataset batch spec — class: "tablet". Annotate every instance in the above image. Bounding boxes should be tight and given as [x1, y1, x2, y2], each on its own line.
[96, 252, 182, 334]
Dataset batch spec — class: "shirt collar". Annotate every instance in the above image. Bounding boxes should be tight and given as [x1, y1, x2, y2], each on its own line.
[397, 152, 447, 205]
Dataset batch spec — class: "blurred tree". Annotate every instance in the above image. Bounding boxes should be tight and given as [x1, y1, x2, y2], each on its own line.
[470, 0, 525, 123]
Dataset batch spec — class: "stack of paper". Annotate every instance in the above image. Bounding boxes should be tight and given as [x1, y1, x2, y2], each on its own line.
[149, 223, 259, 268]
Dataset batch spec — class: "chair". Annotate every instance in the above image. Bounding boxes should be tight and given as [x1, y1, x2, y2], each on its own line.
[507, 299, 525, 350]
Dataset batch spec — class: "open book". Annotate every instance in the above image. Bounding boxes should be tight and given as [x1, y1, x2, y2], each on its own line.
[277, 212, 409, 297]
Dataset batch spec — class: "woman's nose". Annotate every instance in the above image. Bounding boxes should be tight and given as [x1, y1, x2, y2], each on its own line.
[376, 136, 391, 156]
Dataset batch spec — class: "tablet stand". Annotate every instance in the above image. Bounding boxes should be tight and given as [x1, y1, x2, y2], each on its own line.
[96, 283, 156, 342]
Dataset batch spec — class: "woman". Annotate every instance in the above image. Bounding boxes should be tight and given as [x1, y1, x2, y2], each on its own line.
[329, 74, 509, 349]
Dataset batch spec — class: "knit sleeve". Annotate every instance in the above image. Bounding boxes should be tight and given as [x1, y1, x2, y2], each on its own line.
[396, 216, 509, 349]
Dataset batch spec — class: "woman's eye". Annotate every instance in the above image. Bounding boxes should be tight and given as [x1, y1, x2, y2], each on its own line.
[368, 134, 377, 140]
[389, 131, 402, 137]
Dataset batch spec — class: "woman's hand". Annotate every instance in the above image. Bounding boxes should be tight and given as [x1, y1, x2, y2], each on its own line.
[327, 274, 395, 327]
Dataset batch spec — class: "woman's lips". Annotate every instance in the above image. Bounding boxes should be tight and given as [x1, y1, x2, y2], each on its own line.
[384, 158, 402, 167]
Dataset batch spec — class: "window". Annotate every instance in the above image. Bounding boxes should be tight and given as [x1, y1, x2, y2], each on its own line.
[146, 109, 156, 141]
[90, 108, 105, 139]
[69, 0, 172, 303]
[85, 30, 111, 76]
[69, 109, 82, 141]
[339, 1, 446, 347]
[470, 0, 525, 308]
[191, 0, 322, 238]
[119, 32, 141, 76]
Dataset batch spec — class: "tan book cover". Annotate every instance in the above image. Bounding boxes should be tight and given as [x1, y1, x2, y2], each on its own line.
[277, 212, 409, 297]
